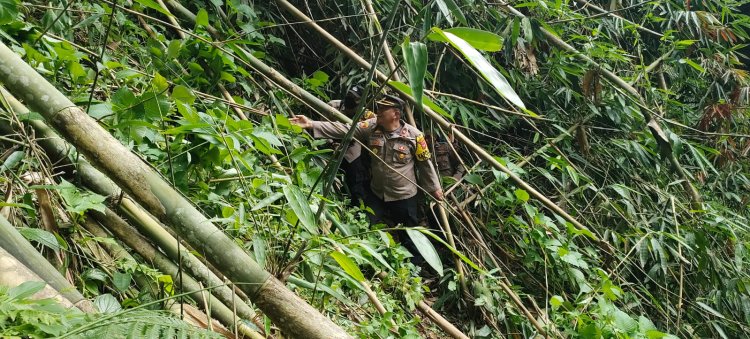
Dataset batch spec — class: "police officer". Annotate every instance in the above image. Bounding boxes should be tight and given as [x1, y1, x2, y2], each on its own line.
[427, 133, 466, 180]
[290, 94, 443, 259]
[326, 87, 375, 207]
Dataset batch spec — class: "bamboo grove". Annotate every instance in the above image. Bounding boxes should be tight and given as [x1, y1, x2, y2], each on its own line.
[0, 0, 749, 338]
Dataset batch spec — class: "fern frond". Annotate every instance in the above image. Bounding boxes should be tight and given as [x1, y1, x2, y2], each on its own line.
[68, 310, 223, 339]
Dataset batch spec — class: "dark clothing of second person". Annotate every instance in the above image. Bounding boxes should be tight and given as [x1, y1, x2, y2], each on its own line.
[339, 151, 370, 206]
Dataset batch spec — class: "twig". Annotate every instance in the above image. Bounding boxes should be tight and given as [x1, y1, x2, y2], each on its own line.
[671, 196, 685, 332]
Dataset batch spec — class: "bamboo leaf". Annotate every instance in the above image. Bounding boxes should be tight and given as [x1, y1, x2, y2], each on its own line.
[442, 0, 467, 25]
[406, 229, 443, 276]
[358, 243, 393, 271]
[330, 251, 365, 282]
[252, 192, 284, 211]
[0, 150, 23, 173]
[428, 27, 503, 52]
[434, 0, 454, 25]
[388, 81, 451, 119]
[697, 301, 726, 319]
[401, 38, 428, 112]
[133, 0, 172, 17]
[430, 28, 526, 110]
[282, 185, 318, 234]
[418, 227, 483, 273]
[8, 281, 46, 300]
[679, 58, 705, 73]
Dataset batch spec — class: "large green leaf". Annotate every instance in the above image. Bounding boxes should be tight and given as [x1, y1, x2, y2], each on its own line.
[430, 27, 526, 110]
[0, 0, 19, 25]
[388, 81, 451, 119]
[418, 227, 483, 273]
[282, 185, 318, 234]
[30, 180, 106, 215]
[406, 229, 443, 276]
[427, 27, 503, 52]
[401, 38, 428, 113]
[94, 294, 122, 314]
[18, 227, 60, 252]
[8, 281, 46, 300]
[133, 0, 172, 17]
[330, 251, 365, 282]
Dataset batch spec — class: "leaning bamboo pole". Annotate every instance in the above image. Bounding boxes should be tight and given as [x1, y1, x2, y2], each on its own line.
[119, 197, 259, 322]
[85, 210, 265, 339]
[0, 214, 95, 312]
[0, 88, 258, 322]
[0, 246, 77, 308]
[0, 42, 349, 339]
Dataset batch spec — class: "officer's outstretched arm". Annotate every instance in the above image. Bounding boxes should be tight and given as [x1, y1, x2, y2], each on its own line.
[289, 115, 313, 129]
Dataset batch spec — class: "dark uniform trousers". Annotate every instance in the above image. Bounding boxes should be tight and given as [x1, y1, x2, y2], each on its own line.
[340, 153, 371, 207]
[364, 194, 423, 263]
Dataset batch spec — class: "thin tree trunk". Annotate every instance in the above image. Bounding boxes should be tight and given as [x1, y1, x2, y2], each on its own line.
[0, 42, 349, 339]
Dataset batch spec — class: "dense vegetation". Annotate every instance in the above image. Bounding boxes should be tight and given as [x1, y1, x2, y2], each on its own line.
[1, 0, 749, 337]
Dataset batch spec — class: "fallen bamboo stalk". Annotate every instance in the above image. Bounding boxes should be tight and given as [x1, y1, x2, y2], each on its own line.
[0, 246, 77, 309]
[155, 0, 185, 39]
[79, 219, 159, 296]
[118, 197, 259, 323]
[0, 41, 350, 338]
[87, 209, 264, 339]
[0, 214, 95, 312]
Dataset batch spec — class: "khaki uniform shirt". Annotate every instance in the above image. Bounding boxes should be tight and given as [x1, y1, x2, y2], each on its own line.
[325, 100, 375, 163]
[312, 118, 441, 202]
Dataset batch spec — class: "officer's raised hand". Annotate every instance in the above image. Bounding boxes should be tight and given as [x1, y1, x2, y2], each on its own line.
[432, 189, 444, 201]
[289, 115, 313, 129]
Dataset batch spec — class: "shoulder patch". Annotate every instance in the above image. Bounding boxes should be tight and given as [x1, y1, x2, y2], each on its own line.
[361, 110, 375, 120]
[415, 134, 431, 161]
[358, 120, 369, 129]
